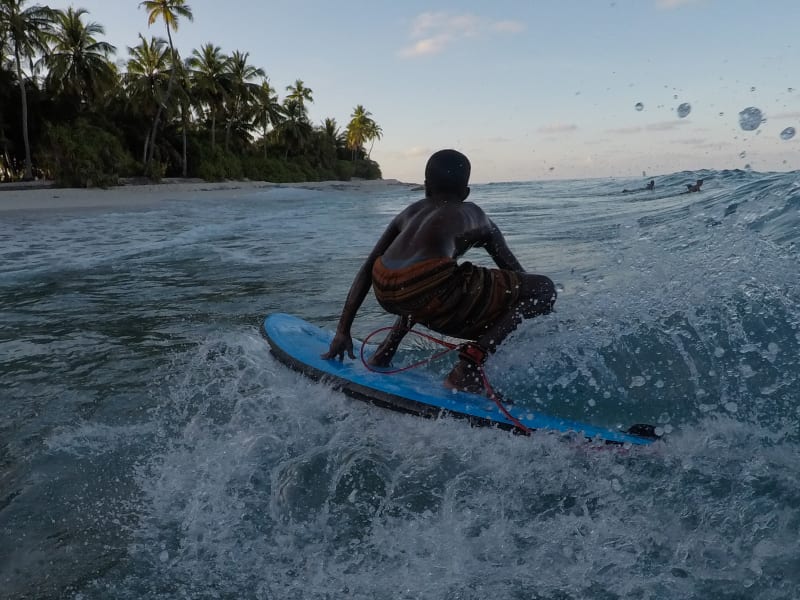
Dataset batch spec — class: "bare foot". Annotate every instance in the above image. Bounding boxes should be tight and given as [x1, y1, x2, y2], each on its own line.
[443, 360, 485, 395]
[367, 352, 392, 368]
[443, 360, 513, 404]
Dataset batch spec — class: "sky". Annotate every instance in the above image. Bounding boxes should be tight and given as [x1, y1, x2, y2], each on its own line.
[45, 0, 800, 183]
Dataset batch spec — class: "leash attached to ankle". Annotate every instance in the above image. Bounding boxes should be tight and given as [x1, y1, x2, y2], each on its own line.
[458, 342, 488, 366]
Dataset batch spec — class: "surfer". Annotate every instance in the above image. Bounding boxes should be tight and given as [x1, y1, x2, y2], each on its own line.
[623, 180, 655, 193]
[321, 149, 556, 394]
[686, 179, 703, 192]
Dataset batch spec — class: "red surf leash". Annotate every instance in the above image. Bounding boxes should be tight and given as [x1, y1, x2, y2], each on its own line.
[360, 325, 533, 435]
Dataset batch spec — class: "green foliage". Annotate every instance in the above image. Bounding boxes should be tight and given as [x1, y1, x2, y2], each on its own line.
[196, 146, 243, 181]
[0, 4, 384, 186]
[143, 159, 167, 182]
[352, 159, 382, 180]
[40, 119, 133, 187]
[335, 160, 355, 181]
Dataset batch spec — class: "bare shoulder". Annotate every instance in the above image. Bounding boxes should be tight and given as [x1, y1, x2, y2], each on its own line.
[461, 201, 492, 226]
[391, 198, 429, 227]
[462, 200, 487, 215]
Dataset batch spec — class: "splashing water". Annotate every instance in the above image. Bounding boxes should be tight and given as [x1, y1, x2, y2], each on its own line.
[2, 172, 800, 599]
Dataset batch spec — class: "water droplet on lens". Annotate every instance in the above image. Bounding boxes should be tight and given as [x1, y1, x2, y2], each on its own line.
[676, 102, 691, 118]
[718, 112, 724, 116]
[673, 94, 678, 100]
[780, 126, 796, 140]
[739, 151, 747, 158]
[750, 86, 756, 92]
[789, 87, 795, 92]
[738, 106, 765, 131]
[635, 102, 644, 111]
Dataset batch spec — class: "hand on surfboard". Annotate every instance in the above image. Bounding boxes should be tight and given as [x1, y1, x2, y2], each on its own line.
[321, 331, 355, 361]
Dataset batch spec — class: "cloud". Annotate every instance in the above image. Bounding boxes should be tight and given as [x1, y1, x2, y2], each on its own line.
[646, 120, 691, 131]
[695, 141, 735, 149]
[605, 120, 691, 135]
[606, 126, 643, 135]
[399, 12, 525, 58]
[670, 138, 707, 145]
[537, 123, 578, 134]
[491, 20, 526, 34]
[656, 0, 703, 9]
[401, 146, 432, 158]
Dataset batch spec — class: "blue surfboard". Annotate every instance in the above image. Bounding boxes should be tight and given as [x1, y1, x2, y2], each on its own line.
[261, 313, 659, 446]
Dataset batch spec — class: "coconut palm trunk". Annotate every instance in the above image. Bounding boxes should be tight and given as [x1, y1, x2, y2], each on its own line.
[12, 48, 33, 180]
[145, 44, 176, 167]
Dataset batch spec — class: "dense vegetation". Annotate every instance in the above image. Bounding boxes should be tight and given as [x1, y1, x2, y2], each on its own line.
[0, 0, 383, 186]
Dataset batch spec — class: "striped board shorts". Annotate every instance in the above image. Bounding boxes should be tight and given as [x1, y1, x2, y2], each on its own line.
[371, 256, 521, 340]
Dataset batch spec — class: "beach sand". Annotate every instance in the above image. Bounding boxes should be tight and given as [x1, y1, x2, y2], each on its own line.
[0, 178, 419, 213]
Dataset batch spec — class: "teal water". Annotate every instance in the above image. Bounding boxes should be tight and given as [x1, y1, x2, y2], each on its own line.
[1, 171, 799, 599]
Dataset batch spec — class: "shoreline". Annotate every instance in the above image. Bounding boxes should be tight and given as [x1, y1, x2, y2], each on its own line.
[0, 177, 419, 213]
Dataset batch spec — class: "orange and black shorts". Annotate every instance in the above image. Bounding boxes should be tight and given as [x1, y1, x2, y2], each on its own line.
[371, 256, 521, 340]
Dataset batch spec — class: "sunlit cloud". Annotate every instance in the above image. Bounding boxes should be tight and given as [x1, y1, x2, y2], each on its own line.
[399, 12, 525, 58]
[537, 123, 578, 134]
[401, 146, 432, 158]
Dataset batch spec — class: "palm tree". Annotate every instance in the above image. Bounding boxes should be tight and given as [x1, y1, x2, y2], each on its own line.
[172, 54, 191, 176]
[251, 78, 284, 157]
[123, 34, 170, 163]
[223, 50, 263, 151]
[139, 0, 193, 170]
[364, 119, 383, 159]
[321, 117, 346, 155]
[285, 78, 312, 110]
[187, 42, 229, 149]
[44, 7, 117, 112]
[0, 0, 54, 179]
[277, 98, 311, 159]
[345, 104, 375, 161]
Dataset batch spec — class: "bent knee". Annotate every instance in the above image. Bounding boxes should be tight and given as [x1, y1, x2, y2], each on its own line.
[518, 274, 556, 316]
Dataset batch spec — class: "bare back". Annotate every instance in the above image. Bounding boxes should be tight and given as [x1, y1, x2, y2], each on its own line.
[380, 198, 493, 268]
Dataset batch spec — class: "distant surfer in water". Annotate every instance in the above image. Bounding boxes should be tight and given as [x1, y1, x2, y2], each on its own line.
[321, 149, 556, 394]
[686, 179, 703, 193]
[623, 180, 655, 193]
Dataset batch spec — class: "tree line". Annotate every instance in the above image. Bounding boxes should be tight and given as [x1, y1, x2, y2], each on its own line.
[0, 0, 384, 186]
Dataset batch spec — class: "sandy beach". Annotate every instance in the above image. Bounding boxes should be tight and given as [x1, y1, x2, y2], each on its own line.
[0, 178, 419, 213]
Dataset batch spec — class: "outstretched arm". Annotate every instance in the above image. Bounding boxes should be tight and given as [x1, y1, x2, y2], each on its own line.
[367, 314, 413, 367]
[322, 218, 401, 360]
[482, 219, 525, 272]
